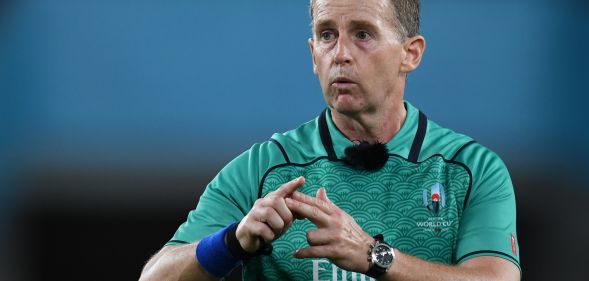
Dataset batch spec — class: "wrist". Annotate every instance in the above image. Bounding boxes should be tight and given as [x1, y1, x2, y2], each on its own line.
[195, 223, 241, 278]
[366, 234, 396, 279]
[226, 221, 273, 259]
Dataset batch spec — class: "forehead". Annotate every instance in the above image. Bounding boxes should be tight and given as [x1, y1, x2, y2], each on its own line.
[313, 0, 392, 27]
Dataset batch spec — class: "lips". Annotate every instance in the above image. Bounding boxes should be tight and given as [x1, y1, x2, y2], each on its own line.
[331, 77, 356, 84]
[330, 76, 358, 90]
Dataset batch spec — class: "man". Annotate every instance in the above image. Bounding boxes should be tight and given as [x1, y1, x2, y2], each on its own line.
[140, 0, 521, 280]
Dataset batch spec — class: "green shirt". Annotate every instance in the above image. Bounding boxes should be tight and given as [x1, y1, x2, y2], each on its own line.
[168, 101, 520, 280]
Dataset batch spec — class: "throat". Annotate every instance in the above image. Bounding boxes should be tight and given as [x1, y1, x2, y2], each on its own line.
[331, 106, 407, 144]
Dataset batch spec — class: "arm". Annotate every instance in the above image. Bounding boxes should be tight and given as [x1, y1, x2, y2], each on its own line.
[382, 251, 519, 281]
[139, 177, 307, 281]
[286, 188, 520, 281]
[140, 244, 217, 281]
[140, 141, 294, 280]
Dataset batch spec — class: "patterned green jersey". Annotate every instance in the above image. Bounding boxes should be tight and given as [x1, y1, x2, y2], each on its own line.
[168, 101, 520, 280]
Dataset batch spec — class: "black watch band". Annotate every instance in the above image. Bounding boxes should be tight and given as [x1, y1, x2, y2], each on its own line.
[366, 234, 393, 279]
[366, 262, 387, 279]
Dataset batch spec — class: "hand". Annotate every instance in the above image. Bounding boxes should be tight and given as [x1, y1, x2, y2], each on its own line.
[286, 188, 374, 273]
[236, 176, 305, 253]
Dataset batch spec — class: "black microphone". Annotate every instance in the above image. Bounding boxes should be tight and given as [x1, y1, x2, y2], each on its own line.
[344, 141, 389, 171]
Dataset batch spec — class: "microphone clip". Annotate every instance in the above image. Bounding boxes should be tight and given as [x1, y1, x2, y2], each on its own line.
[344, 141, 389, 171]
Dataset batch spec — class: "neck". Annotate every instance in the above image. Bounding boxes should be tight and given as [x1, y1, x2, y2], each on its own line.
[331, 102, 407, 144]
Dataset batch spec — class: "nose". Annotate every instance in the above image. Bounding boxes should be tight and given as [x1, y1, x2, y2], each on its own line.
[334, 35, 352, 65]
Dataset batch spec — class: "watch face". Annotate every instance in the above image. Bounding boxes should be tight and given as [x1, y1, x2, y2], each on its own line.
[372, 244, 394, 268]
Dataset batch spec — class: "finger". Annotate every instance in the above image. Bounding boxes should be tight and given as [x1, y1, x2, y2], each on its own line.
[293, 245, 334, 259]
[291, 190, 334, 215]
[256, 207, 285, 235]
[259, 196, 295, 230]
[272, 176, 306, 198]
[285, 197, 330, 227]
[270, 198, 294, 229]
[249, 220, 276, 243]
[316, 187, 330, 202]
[306, 229, 332, 246]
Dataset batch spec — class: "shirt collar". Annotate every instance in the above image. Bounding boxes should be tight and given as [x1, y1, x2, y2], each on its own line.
[321, 101, 421, 160]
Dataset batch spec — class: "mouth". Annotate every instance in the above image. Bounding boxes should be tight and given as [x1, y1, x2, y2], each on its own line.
[330, 77, 357, 88]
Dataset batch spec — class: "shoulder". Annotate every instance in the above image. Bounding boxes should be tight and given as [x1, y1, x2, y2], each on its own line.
[221, 115, 323, 180]
[421, 117, 507, 169]
[421, 118, 511, 186]
[420, 118, 475, 161]
[268, 116, 325, 164]
[453, 141, 513, 199]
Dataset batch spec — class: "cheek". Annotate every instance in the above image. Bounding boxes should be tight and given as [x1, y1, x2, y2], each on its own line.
[315, 60, 331, 89]
[358, 55, 401, 96]
[373, 54, 402, 82]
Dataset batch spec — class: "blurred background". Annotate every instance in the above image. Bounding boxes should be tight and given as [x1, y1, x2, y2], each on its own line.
[1, 0, 588, 280]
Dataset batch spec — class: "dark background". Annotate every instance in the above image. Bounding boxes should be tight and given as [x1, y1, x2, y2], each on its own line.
[1, 0, 588, 280]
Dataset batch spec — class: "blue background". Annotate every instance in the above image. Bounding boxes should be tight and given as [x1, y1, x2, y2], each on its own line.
[1, 0, 587, 280]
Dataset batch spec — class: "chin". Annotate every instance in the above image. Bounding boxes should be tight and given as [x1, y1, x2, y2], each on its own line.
[325, 89, 367, 114]
[331, 104, 364, 116]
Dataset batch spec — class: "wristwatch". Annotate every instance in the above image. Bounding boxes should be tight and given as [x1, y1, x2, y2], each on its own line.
[366, 234, 395, 279]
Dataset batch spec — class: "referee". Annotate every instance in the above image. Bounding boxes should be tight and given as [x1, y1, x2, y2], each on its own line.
[140, 0, 521, 280]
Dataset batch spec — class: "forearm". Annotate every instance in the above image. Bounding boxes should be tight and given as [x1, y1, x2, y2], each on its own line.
[140, 177, 306, 281]
[380, 251, 519, 281]
[140, 243, 218, 281]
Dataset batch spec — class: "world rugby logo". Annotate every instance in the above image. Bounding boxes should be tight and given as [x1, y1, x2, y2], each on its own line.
[422, 183, 446, 215]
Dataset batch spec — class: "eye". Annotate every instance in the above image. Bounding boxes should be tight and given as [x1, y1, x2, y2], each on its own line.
[356, 31, 371, 40]
[320, 30, 336, 41]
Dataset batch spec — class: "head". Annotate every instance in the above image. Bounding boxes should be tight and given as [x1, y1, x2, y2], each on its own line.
[308, 0, 425, 117]
[310, 0, 421, 41]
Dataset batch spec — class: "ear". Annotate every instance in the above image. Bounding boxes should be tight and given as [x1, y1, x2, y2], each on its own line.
[309, 38, 318, 75]
[400, 35, 426, 74]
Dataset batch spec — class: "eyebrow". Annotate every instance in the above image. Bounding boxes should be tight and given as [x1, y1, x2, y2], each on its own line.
[314, 18, 378, 32]
[314, 19, 335, 32]
[349, 19, 378, 29]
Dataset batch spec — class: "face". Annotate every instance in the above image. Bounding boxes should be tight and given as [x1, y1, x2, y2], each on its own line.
[310, 0, 407, 116]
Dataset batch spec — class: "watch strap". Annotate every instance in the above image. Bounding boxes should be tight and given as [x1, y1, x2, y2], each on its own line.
[373, 234, 384, 243]
[366, 262, 388, 279]
[365, 234, 390, 279]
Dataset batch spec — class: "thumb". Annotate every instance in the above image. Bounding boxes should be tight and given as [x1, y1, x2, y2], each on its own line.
[316, 187, 330, 202]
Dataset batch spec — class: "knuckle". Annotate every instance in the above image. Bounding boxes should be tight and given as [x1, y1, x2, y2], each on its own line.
[312, 207, 319, 218]
[254, 198, 264, 207]
[332, 219, 343, 229]
[265, 197, 280, 207]
[258, 206, 270, 217]
[313, 197, 321, 206]
[325, 245, 334, 254]
[244, 213, 256, 224]
[253, 222, 264, 233]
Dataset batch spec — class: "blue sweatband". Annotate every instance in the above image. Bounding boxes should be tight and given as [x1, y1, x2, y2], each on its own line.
[196, 223, 241, 278]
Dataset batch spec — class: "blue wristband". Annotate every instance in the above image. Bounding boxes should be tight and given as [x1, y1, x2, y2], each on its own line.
[196, 223, 241, 278]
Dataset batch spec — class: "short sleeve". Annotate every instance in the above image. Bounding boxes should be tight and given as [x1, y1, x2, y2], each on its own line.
[166, 141, 286, 245]
[454, 144, 520, 271]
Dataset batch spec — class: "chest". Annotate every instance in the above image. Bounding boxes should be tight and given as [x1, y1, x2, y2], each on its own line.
[246, 156, 471, 280]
